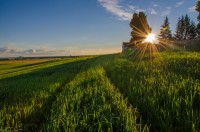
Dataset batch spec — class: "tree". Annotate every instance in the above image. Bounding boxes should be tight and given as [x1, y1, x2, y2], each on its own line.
[196, 0, 200, 12]
[174, 15, 197, 40]
[196, 0, 200, 37]
[179, 16, 185, 40]
[130, 12, 151, 45]
[184, 14, 191, 40]
[188, 21, 197, 40]
[174, 17, 182, 40]
[174, 16, 187, 40]
[196, 24, 200, 37]
[158, 16, 172, 42]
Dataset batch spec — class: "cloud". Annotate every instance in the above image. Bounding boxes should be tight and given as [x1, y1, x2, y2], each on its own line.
[0, 46, 48, 55]
[98, 0, 146, 21]
[98, 0, 132, 21]
[0, 47, 20, 54]
[151, 2, 159, 7]
[25, 49, 36, 54]
[0, 47, 9, 53]
[128, 5, 146, 13]
[148, 8, 157, 15]
[0, 45, 121, 57]
[153, 4, 158, 7]
[175, 1, 185, 7]
[188, 6, 196, 13]
[9, 49, 19, 54]
[36, 49, 45, 52]
[161, 7, 171, 16]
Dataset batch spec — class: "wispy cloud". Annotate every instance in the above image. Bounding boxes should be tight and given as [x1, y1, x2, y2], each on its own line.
[188, 6, 196, 13]
[175, 1, 185, 7]
[161, 7, 171, 16]
[151, 2, 159, 7]
[148, 8, 157, 15]
[0, 46, 49, 55]
[0, 47, 9, 52]
[128, 5, 146, 13]
[98, 0, 132, 21]
[98, 0, 148, 21]
[0, 47, 20, 54]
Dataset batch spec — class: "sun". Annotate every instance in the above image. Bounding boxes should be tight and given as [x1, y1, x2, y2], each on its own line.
[144, 33, 156, 43]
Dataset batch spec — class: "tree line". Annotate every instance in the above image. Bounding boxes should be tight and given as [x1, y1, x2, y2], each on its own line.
[159, 1, 200, 41]
[129, 1, 200, 45]
[159, 15, 198, 41]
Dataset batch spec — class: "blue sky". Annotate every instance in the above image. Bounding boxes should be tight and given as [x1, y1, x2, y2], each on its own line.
[0, 0, 198, 57]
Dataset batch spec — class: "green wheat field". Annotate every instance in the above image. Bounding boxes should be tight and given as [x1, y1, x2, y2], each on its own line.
[0, 52, 199, 131]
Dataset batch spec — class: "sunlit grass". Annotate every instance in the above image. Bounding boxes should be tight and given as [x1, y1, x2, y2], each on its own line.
[0, 52, 199, 131]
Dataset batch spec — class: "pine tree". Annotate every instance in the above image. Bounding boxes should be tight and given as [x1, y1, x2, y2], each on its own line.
[179, 16, 185, 40]
[188, 21, 197, 40]
[130, 12, 151, 45]
[184, 14, 191, 40]
[195, 0, 200, 37]
[197, 24, 200, 37]
[174, 16, 186, 40]
[159, 16, 172, 42]
[174, 17, 182, 40]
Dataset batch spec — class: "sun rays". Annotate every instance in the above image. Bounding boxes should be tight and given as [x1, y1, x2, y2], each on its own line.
[144, 33, 156, 43]
[130, 31, 162, 65]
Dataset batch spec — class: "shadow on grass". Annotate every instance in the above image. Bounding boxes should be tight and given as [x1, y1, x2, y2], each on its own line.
[0, 60, 62, 76]
[12, 60, 57, 68]
[0, 56, 103, 131]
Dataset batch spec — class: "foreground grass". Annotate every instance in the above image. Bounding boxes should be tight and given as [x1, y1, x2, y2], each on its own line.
[0, 52, 199, 131]
[0, 56, 148, 131]
[105, 52, 200, 131]
[0, 57, 94, 130]
[42, 66, 148, 131]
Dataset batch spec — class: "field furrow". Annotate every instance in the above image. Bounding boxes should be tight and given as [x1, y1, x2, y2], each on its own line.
[104, 52, 200, 131]
[41, 66, 148, 131]
[0, 52, 199, 131]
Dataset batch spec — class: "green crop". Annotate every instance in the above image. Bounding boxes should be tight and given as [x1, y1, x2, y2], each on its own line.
[0, 52, 199, 131]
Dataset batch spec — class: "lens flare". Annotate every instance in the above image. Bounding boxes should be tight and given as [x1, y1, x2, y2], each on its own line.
[144, 33, 155, 43]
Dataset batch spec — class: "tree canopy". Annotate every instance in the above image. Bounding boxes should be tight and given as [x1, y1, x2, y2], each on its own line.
[196, 0, 200, 37]
[174, 15, 197, 40]
[158, 16, 172, 42]
[196, 0, 200, 12]
[188, 21, 197, 40]
[130, 12, 151, 46]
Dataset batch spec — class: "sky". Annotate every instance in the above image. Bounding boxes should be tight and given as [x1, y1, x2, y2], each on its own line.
[0, 0, 198, 57]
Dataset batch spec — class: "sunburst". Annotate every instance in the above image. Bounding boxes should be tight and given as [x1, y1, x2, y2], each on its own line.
[144, 33, 156, 43]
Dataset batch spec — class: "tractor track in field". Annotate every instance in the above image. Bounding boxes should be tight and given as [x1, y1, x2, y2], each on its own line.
[21, 56, 102, 131]
[22, 79, 69, 131]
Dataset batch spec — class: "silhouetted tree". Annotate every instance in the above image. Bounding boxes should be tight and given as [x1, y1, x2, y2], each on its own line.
[196, 0, 200, 11]
[158, 16, 172, 42]
[130, 12, 151, 45]
[179, 16, 186, 40]
[175, 15, 197, 40]
[175, 16, 186, 40]
[184, 14, 191, 39]
[196, 0, 200, 37]
[188, 21, 197, 40]
[174, 17, 182, 40]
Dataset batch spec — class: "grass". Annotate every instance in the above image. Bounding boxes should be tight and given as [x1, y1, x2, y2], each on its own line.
[105, 52, 200, 131]
[0, 52, 199, 131]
